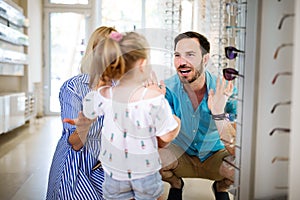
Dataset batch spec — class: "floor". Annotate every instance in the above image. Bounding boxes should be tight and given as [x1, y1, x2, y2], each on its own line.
[0, 116, 233, 200]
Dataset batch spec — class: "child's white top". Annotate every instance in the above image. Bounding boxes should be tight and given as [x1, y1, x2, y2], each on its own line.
[83, 86, 178, 180]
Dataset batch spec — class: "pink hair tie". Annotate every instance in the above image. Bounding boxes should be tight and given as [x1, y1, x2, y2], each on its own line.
[109, 32, 123, 42]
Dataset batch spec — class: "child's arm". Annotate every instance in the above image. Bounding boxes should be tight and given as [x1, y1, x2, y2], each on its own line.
[157, 115, 181, 148]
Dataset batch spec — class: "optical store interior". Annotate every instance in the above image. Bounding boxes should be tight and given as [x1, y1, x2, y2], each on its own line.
[0, 0, 299, 200]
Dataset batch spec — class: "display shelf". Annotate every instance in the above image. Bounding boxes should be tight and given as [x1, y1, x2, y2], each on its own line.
[0, 0, 33, 133]
[0, 23, 29, 46]
[24, 92, 36, 121]
[0, 0, 29, 28]
[0, 47, 28, 64]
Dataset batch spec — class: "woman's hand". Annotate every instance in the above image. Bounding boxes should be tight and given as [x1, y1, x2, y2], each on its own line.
[63, 111, 95, 150]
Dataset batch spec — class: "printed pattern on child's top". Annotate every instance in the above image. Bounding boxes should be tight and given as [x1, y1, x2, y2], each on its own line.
[83, 87, 178, 181]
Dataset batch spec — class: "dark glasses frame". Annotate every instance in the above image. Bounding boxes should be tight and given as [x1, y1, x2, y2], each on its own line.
[222, 156, 239, 170]
[271, 156, 288, 163]
[223, 68, 244, 81]
[225, 46, 245, 60]
[270, 100, 291, 113]
[278, 13, 295, 30]
[273, 43, 293, 59]
[269, 127, 290, 136]
[271, 71, 292, 85]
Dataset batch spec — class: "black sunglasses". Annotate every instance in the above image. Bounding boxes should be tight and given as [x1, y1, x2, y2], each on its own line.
[223, 68, 244, 81]
[225, 46, 245, 60]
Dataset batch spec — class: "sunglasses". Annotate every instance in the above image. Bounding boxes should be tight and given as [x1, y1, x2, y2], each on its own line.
[223, 68, 244, 81]
[225, 46, 245, 60]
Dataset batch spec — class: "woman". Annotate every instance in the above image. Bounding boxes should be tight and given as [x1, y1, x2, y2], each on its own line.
[46, 26, 117, 200]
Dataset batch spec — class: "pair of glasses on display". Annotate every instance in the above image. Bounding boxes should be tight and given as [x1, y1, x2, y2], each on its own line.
[271, 71, 292, 85]
[225, 1, 247, 16]
[278, 13, 295, 30]
[223, 68, 244, 81]
[273, 43, 293, 59]
[269, 127, 290, 136]
[270, 100, 291, 113]
[225, 46, 245, 60]
[272, 156, 289, 164]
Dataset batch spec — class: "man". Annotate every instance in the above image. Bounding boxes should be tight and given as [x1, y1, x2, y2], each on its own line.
[160, 31, 237, 200]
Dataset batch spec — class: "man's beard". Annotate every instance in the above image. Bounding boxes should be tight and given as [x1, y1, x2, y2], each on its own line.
[188, 69, 201, 83]
[188, 62, 204, 83]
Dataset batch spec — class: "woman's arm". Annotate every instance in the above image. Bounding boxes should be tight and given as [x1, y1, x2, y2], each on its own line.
[59, 77, 91, 150]
[65, 112, 95, 151]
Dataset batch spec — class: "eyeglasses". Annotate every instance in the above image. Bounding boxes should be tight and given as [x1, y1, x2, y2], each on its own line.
[270, 100, 291, 113]
[225, 2, 247, 16]
[269, 127, 290, 136]
[278, 13, 295, 30]
[271, 71, 292, 85]
[273, 43, 293, 59]
[221, 138, 241, 149]
[225, 46, 245, 60]
[211, 54, 227, 60]
[165, 1, 180, 8]
[165, 9, 180, 15]
[223, 68, 244, 81]
[164, 19, 181, 25]
[222, 156, 239, 170]
[271, 156, 288, 163]
[214, 37, 228, 45]
[214, 62, 228, 69]
[275, 186, 288, 190]
[225, 25, 246, 30]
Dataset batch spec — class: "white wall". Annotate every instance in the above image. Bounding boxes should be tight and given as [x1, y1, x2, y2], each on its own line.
[27, 0, 43, 92]
[288, 0, 300, 199]
[254, 0, 294, 198]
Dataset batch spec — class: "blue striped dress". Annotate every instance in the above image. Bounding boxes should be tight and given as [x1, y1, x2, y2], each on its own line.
[46, 74, 104, 200]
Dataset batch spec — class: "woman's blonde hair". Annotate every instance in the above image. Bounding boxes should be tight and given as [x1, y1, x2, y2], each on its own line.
[89, 32, 149, 88]
[80, 26, 117, 74]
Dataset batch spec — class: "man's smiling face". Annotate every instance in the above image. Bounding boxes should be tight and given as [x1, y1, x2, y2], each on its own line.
[173, 38, 205, 83]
